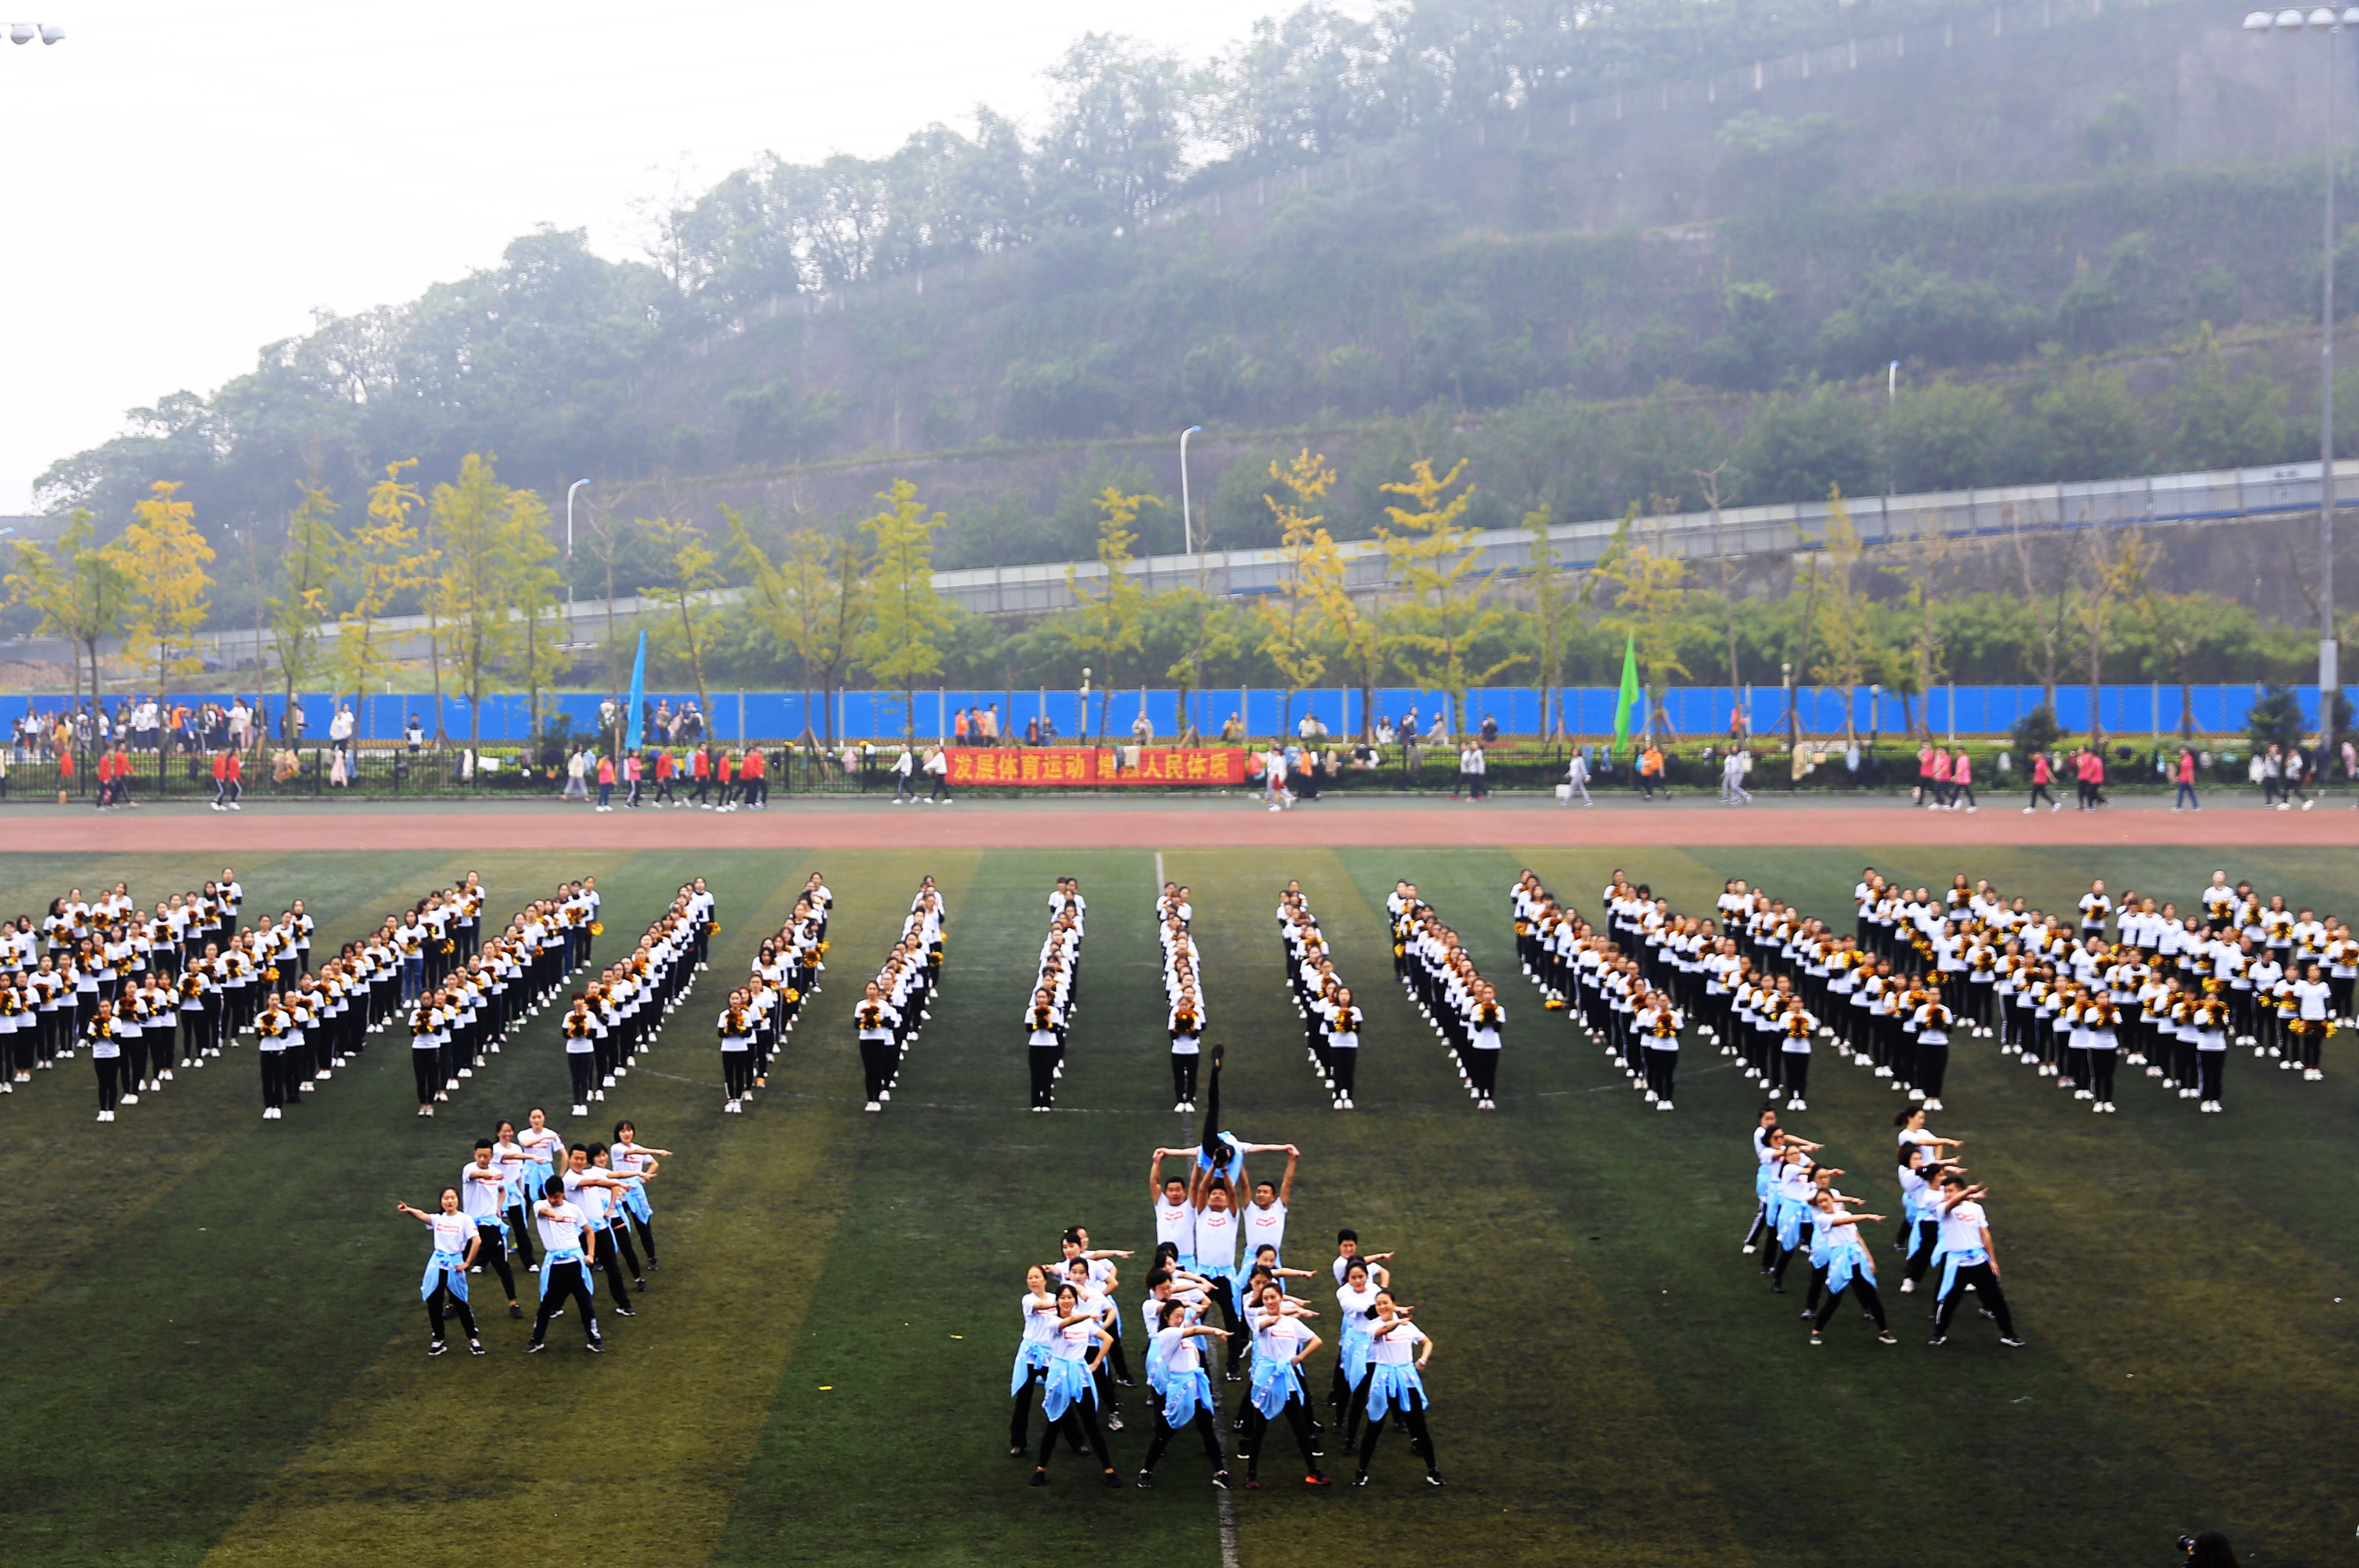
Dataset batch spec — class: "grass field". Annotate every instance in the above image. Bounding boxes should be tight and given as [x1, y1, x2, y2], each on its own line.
[1, 840, 2353, 1567]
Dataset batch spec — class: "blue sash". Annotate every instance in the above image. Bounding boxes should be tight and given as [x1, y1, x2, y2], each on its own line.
[1936, 1245, 1985, 1302]
[1340, 1327, 1372, 1390]
[1774, 1195, 1806, 1252]
[1194, 1133, 1245, 1185]
[1162, 1366, 1213, 1430]
[1825, 1243, 1864, 1297]
[540, 1246, 593, 1298]
[624, 1185, 653, 1224]
[1250, 1350, 1304, 1418]
[420, 1251, 468, 1303]
[1009, 1338, 1052, 1397]
[1040, 1354, 1095, 1422]
[1364, 1360, 1427, 1422]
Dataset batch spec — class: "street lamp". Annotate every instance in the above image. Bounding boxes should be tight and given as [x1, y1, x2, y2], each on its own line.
[2249, 5, 2359, 733]
[564, 478, 588, 615]
[1178, 426, 1203, 555]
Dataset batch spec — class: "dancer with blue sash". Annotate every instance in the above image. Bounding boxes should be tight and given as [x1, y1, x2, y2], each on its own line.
[1239, 1280, 1330, 1489]
[516, 1108, 564, 1269]
[396, 1188, 484, 1356]
[459, 1139, 522, 1319]
[1008, 1265, 1061, 1455]
[1929, 1173, 2023, 1348]
[1136, 1299, 1232, 1488]
[527, 1174, 602, 1354]
[1331, 1255, 1387, 1448]
[1805, 1190, 1898, 1346]
[612, 1120, 668, 1270]
[1350, 1291, 1442, 1487]
[1028, 1283, 1119, 1488]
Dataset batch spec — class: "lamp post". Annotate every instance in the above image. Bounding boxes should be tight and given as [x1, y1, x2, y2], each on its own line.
[564, 479, 589, 618]
[2250, 5, 2359, 736]
[1178, 426, 1203, 555]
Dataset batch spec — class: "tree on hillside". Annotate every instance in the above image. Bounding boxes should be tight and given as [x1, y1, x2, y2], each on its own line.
[1597, 507, 1693, 740]
[1881, 525, 1949, 739]
[6, 509, 129, 716]
[432, 455, 521, 748]
[2010, 514, 2077, 712]
[858, 480, 953, 741]
[729, 509, 869, 747]
[1157, 585, 1244, 743]
[267, 485, 344, 720]
[1380, 457, 1520, 737]
[504, 486, 566, 744]
[1522, 504, 1573, 739]
[637, 509, 723, 719]
[111, 481, 215, 701]
[1258, 450, 1337, 737]
[336, 460, 427, 722]
[1799, 491, 1870, 744]
[2074, 530, 2156, 745]
[1060, 486, 1157, 741]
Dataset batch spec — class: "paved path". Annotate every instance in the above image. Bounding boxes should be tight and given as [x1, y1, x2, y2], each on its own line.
[3, 792, 2348, 849]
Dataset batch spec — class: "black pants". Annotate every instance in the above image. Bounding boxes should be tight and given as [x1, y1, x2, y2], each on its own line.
[1935, 1261, 2015, 1338]
[859, 1038, 895, 1101]
[722, 1049, 753, 1100]
[409, 1049, 440, 1105]
[1351, 1385, 1434, 1477]
[1033, 1399, 1111, 1470]
[1010, 1366, 1048, 1450]
[1781, 1052, 1810, 1100]
[2086, 1047, 2117, 1102]
[2028, 783, 2056, 808]
[1813, 1275, 1888, 1331]
[567, 1052, 595, 1105]
[505, 1204, 537, 1267]
[475, 1223, 517, 1299]
[1143, 1403, 1226, 1474]
[1242, 1391, 1321, 1478]
[1330, 1048, 1358, 1099]
[427, 1275, 479, 1342]
[594, 1228, 633, 1299]
[1642, 1046, 1677, 1100]
[1916, 1042, 1948, 1099]
[1170, 1052, 1198, 1103]
[1029, 1046, 1058, 1108]
[2197, 1050, 2225, 1101]
[261, 1051, 287, 1110]
[1467, 1047, 1498, 1099]
[531, 1259, 599, 1344]
[627, 1206, 658, 1264]
[93, 1054, 121, 1111]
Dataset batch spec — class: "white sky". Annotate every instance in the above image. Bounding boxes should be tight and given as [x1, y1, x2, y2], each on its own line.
[0, 0, 1287, 510]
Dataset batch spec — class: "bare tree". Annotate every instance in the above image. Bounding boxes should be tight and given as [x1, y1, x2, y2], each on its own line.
[2010, 509, 2076, 714]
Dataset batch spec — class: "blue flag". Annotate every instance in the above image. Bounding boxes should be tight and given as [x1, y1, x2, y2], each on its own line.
[625, 631, 647, 751]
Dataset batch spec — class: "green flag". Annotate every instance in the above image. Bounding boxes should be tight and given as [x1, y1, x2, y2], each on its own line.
[1612, 633, 1640, 756]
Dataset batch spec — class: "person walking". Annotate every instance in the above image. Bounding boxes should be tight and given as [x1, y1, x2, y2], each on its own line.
[924, 746, 952, 803]
[1949, 750, 1977, 812]
[594, 754, 615, 813]
[1561, 750, 1592, 807]
[2024, 750, 2059, 813]
[2173, 746, 2201, 812]
[1719, 749, 1752, 806]
[892, 743, 916, 804]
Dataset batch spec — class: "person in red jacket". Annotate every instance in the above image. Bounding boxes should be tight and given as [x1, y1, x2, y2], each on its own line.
[223, 750, 244, 811]
[652, 747, 677, 807]
[2173, 746, 2201, 812]
[93, 747, 114, 810]
[714, 750, 737, 812]
[2024, 751, 2058, 814]
[739, 746, 767, 810]
[210, 748, 233, 811]
[595, 753, 615, 812]
[690, 744, 712, 809]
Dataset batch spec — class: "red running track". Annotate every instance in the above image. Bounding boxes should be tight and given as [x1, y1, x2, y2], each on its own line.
[5, 798, 2358, 851]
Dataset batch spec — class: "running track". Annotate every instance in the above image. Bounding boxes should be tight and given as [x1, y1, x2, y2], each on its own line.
[7, 797, 2358, 850]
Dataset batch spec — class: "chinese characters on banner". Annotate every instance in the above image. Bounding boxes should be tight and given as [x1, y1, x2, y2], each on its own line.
[942, 748, 1251, 787]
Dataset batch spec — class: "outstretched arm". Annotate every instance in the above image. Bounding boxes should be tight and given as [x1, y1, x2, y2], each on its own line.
[1277, 1145, 1299, 1207]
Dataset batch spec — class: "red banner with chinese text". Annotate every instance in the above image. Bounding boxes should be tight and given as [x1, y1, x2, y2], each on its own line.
[943, 748, 1251, 787]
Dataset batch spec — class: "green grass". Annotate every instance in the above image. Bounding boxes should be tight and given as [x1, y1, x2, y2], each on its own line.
[0, 844, 2352, 1566]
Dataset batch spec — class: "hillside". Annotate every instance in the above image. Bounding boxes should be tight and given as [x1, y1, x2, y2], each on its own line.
[25, 0, 2359, 619]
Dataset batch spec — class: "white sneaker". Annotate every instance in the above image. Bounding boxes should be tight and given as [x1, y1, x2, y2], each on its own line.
[1788, 1098, 1806, 1110]
[1899, 1277, 1916, 1294]
[865, 1100, 881, 1112]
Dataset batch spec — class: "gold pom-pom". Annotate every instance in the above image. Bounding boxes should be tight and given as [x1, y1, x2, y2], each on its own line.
[589, 922, 605, 937]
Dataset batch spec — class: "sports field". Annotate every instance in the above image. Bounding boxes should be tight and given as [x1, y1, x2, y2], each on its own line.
[1, 820, 2353, 1567]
